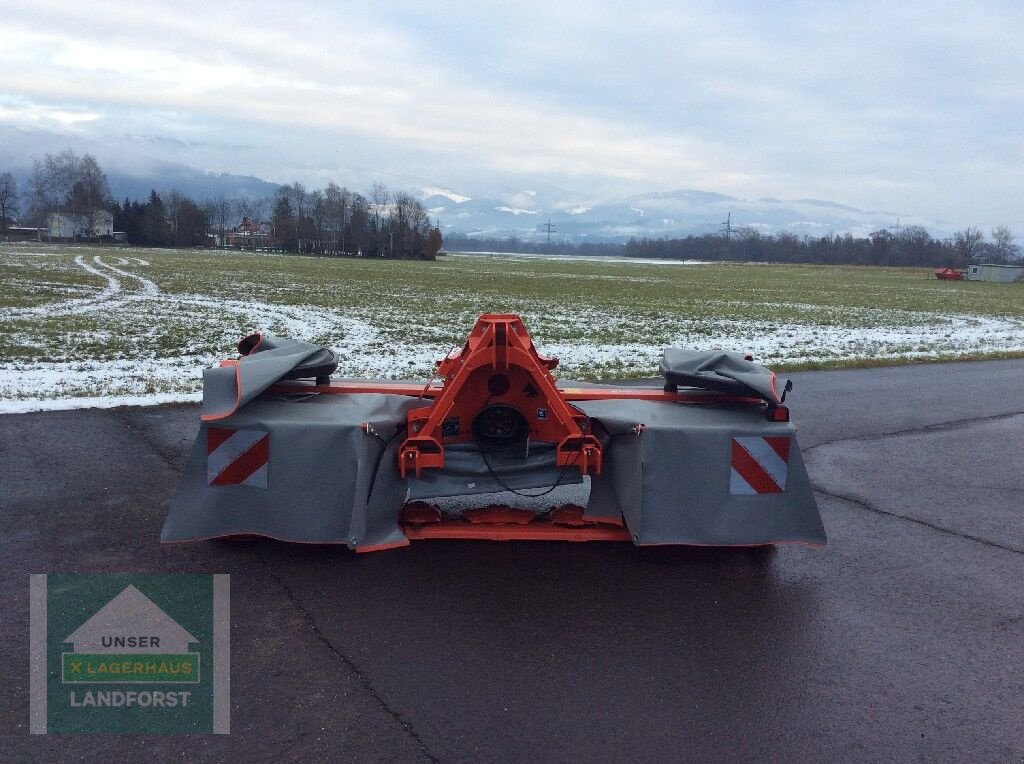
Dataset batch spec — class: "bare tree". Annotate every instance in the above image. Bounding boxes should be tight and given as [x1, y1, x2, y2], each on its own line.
[166, 190, 185, 245]
[208, 195, 233, 247]
[349, 193, 369, 255]
[369, 182, 390, 256]
[50, 149, 80, 219]
[287, 183, 307, 219]
[25, 158, 60, 226]
[234, 197, 268, 251]
[953, 227, 985, 267]
[23, 150, 110, 235]
[75, 154, 112, 234]
[47, 150, 82, 226]
[249, 198, 267, 250]
[991, 226, 1019, 263]
[390, 191, 424, 256]
[370, 182, 388, 231]
[309, 189, 326, 252]
[326, 183, 354, 254]
[0, 172, 17, 234]
[234, 196, 253, 221]
[234, 197, 255, 249]
[323, 182, 345, 253]
[285, 183, 308, 251]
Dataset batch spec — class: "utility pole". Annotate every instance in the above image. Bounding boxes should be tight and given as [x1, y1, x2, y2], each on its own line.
[720, 212, 732, 258]
[542, 219, 556, 247]
[719, 212, 732, 241]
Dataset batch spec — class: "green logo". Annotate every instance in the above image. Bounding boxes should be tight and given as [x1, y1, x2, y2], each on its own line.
[30, 574, 229, 734]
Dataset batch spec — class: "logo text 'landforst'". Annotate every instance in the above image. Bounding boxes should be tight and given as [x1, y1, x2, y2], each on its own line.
[30, 574, 230, 734]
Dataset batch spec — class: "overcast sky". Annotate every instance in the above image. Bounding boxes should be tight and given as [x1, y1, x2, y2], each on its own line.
[0, 0, 1021, 228]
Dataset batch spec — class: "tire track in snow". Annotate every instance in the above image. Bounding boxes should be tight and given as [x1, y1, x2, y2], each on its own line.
[95, 256, 160, 296]
[112, 256, 149, 267]
[2, 253, 379, 354]
[0, 255, 122, 319]
[86, 256, 383, 355]
[0, 255, 159, 319]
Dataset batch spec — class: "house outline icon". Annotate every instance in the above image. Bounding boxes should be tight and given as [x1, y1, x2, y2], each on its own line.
[63, 585, 198, 655]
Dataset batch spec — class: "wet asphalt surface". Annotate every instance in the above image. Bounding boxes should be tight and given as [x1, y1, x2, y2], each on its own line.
[2, 359, 1023, 761]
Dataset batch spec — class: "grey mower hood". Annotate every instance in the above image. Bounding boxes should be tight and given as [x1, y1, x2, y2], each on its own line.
[660, 348, 792, 404]
[200, 333, 337, 422]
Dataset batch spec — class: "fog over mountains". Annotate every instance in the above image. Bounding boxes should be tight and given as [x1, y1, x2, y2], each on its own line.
[0, 126, 279, 203]
[1, 125, 951, 242]
[423, 187, 950, 242]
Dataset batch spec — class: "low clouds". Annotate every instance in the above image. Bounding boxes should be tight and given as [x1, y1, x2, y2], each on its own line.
[0, 0, 1020, 228]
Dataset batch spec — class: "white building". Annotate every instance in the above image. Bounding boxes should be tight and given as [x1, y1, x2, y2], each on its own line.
[48, 210, 114, 239]
[966, 263, 1024, 283]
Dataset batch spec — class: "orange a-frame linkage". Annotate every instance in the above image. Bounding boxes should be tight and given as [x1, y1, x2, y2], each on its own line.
[397, 314, 604, 477]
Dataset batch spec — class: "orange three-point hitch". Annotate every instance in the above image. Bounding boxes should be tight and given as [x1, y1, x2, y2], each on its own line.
[397, 314, 603, 478]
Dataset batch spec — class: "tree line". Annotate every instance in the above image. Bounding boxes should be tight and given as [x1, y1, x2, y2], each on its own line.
[269, 181, 442, 259]
[622, 225, 1020, 267]
[0, 150, 442, 260]
[443, 224, 1021, 268]
[443, 232, 618, 258]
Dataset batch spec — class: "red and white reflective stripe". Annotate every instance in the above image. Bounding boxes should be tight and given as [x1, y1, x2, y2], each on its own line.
[207, 427, 269, 487]
[730, 435, 790, 495]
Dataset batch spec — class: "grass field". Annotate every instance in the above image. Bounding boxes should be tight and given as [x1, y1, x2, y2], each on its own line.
[1, 243, 1022, 411]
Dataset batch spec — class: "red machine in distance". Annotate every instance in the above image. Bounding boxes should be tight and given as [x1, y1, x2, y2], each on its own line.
[398, 314, 602, 478]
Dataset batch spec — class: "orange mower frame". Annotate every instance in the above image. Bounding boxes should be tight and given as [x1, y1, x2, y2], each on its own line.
[397, 314, 603, 478]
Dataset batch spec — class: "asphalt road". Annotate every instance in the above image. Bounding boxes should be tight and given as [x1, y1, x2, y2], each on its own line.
[2, 359, 1023, 761]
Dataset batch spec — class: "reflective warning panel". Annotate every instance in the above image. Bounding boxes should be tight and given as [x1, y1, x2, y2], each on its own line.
[206, 427, 269, 488]
[730, 435, 790, 495]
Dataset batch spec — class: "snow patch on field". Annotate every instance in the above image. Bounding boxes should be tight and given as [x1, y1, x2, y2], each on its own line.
[2, 250, 1023, 412]
[2, 391, 202, 414]
[449, 251, 712, 266]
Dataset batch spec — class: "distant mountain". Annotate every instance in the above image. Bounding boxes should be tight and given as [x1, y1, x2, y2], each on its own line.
[0, 123, 949, 238]
[421, 186, 949, 242]
[624, 189, 737, 205]
[0, 125, 279, 204]
[105, 164, 279, 204]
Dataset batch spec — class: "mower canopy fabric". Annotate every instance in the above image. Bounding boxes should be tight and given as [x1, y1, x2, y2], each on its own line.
[576, 399, 824, 545]
[200, 334, 337, 422]
[165, 394, 420, 549]
[659, 348, 792, 404]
